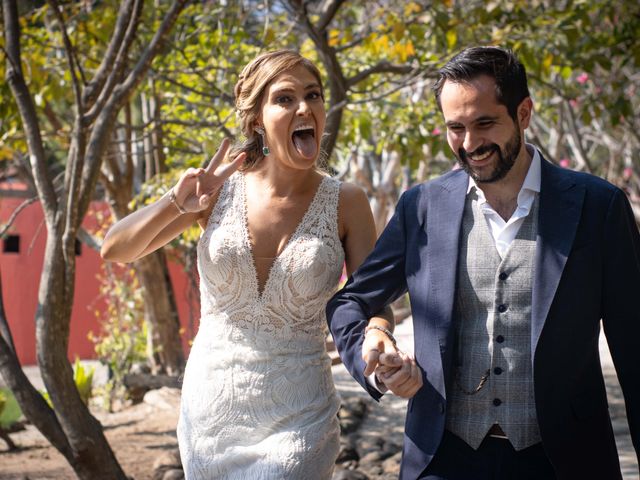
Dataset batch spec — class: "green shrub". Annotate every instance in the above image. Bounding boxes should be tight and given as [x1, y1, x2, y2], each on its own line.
[37, 359, 95, 408]
[89, 263, 148, 411]
[73, 358, 94, 406]
[0, 388, 22, 429]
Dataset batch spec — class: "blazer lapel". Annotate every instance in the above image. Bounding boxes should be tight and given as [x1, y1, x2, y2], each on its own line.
[425, 171, 468, 342]
[531, 159, 585, 364]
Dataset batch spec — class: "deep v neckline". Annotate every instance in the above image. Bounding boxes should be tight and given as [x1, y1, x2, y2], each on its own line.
[240, 173, 327, 301]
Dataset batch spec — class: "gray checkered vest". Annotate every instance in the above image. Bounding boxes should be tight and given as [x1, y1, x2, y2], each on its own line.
[445, 189, 542, 450]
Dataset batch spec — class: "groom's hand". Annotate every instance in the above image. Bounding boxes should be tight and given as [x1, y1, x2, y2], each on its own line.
[375, 352, 423, 398]
[362, 329, 398, 376]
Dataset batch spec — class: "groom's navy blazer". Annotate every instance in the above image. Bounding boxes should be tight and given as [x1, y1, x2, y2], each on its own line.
[327, 157, 640, 479]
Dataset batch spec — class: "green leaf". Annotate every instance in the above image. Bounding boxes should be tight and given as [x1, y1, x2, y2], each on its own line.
[446, 29, 457, 49]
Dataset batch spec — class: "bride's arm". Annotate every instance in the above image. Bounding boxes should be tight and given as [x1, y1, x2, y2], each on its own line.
[337, 183, 396, 372]
[100, 187, 203, 263]
[337, 182, 422, 398]
[101, 139, 244, 263]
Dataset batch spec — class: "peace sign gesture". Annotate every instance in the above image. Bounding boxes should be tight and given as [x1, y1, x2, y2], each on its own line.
[172, 138, 246, 213]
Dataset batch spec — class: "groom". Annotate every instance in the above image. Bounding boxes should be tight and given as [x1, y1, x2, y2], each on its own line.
[327, 46, 640, 480]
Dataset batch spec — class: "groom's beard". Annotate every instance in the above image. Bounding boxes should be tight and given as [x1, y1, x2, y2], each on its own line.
[456, 125, 521, 184]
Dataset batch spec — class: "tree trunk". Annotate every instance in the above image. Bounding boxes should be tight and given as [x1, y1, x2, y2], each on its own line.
[0, 270, 75, 464]
[104, 100, 185, 376]
[37, 234, 127, 479]
[131, 83, 185, 375]
[2, 0, 188, 476]
[124, 372, 182, 390]
[136, 250, 185, 375]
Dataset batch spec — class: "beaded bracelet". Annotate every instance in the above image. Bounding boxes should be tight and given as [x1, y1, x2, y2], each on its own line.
[168, 188, 187, 215]
[364, 325, 397, 348]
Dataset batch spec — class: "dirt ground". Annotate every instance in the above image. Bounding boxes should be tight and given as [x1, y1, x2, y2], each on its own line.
[0, 388, 181, 480]
[2, 327, 638, 480]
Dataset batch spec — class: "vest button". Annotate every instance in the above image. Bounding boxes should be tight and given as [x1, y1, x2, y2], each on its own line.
[493, 398, 502, 406]
[499, 272, 508, 281]
[496, 335, 505, 343]
[497, 304, 507, 313]
[493, 367, 503, 375]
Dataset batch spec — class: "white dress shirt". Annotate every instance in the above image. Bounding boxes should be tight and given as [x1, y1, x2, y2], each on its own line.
[468, 144, 541, 257]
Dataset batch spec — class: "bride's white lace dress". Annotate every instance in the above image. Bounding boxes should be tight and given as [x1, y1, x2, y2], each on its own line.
[177, 172, 344, 479]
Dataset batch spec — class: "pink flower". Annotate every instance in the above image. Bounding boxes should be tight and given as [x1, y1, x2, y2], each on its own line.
[559, 158, 571, 168]
[432, 127, 441, 136]
[623, 167, 633, 180]
[576, 73, 589, 84]
[569, 99, 579, 108]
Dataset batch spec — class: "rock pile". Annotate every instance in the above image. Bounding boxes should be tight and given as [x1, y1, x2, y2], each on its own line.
[333, 396, 402, 480]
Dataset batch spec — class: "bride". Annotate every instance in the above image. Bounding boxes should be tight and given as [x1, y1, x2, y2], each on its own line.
[101, 50, 395, 479]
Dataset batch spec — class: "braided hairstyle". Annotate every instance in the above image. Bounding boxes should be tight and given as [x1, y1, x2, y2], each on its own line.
[230, 50, 325, 170]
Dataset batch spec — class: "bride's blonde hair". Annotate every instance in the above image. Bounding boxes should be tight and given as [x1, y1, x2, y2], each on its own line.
[230, 50, 325, 170]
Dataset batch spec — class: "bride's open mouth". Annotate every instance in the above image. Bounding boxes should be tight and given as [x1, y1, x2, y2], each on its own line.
[292, 124, 317, 159]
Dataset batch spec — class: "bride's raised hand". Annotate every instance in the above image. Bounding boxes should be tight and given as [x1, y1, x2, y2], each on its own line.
[173, 138, 246, 213]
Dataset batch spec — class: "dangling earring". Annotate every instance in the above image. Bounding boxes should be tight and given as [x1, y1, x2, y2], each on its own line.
[256, 127, 270, 156]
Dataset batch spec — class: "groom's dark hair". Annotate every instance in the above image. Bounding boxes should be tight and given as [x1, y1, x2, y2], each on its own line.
[432, 46, 530, 121]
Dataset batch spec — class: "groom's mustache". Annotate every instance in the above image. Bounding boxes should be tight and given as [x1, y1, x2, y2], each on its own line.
[458, 143, 499, 162]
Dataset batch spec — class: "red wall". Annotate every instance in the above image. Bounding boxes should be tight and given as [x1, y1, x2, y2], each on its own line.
[1, 190, 199, 365]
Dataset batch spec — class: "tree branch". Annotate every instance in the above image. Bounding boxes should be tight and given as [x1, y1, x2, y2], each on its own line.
[123, 102, 134, 192]
[2, 0, 58, 224]
[527, 118, 556, 163]
[83, 0, 144, 124]
[76, 227, 101, 252]
[564, 101, 594, 174]
[156, 70, 234, 103]
[45, 0, 93, 265]
[116, 0, 189, 106]
[348, 69, 434, 105]
[316, 0, 347, 32]
[0, 196, 37, 238]
[47, 0, 84, 112]
[83, 0, 136, 107]
[10, 153, 37, 193]
[77, 0, 189, 226]
[285, 0, 347, 160]
[346, 61, 416, 89]
[43, 101, 64, 133]
[102, 134, 124, 191]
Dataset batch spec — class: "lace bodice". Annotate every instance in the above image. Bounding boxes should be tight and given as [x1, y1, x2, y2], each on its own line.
[197, 172, 345, 345]
[178, 172, 344, 479]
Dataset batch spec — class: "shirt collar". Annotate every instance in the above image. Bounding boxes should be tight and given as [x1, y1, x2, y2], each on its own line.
[466, 143, 542, 197]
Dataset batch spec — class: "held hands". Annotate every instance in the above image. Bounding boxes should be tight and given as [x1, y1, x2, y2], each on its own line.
[362, 328, 423, 399]
[173, 139, 246, 213]
[375, 351, 423, 399]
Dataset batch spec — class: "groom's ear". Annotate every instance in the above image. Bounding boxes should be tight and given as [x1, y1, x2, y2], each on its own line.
[518, 97, 533, 129]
